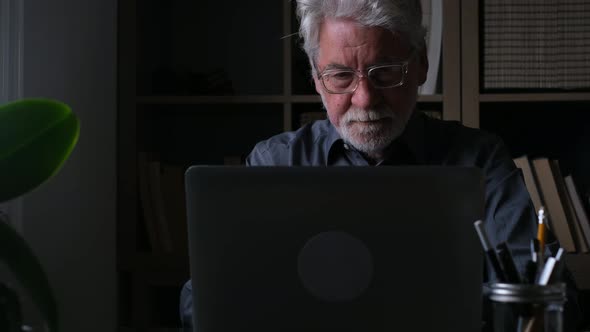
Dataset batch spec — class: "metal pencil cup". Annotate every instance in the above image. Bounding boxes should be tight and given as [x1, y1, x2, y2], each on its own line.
[483, 283, 566, 332]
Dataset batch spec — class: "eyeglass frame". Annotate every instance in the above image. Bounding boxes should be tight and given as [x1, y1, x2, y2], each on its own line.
[313, 53, 415, 95]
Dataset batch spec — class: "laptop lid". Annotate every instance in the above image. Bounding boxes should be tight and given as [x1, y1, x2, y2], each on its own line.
[185, 166, 485, 332]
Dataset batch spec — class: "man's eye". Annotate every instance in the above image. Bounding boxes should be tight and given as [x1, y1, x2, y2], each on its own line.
[329, 72, 354, 80]
[371, 67, 402, 84]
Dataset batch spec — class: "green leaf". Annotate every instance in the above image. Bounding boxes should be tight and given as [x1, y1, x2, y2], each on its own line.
[0, 220, 58, 332]
[0, 98, 79, 332]
[0, 98, 80, 202]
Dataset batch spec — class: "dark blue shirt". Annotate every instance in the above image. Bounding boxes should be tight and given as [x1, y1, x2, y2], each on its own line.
[246, 112, 537, 275]
[181, 111, 580, 330]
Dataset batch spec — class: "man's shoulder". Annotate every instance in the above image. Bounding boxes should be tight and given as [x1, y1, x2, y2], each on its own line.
[424, 115, 502, 148]
[255, 119, 332, 152]
[421, 115, 509, 168]
[246, 119, 333, 165]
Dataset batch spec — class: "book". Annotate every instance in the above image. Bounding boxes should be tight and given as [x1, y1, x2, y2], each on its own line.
[550, 160, 588, 253]
[137, 152, 162, 253]
[531, 158, 576, 252]
[421, 110, 442, 120]
[564, 175, 590, 251]
[148, 160, 174, 253]
[160, 163, 189, 255]
[513, 155, 544, 214]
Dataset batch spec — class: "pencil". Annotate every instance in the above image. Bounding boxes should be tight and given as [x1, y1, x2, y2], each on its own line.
[537, 207, 546, 257]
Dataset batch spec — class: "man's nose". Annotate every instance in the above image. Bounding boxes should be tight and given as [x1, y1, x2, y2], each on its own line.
[351, 77, 380, 110]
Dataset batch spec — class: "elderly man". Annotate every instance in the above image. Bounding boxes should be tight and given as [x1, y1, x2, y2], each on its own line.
[181, 0, 581, 330]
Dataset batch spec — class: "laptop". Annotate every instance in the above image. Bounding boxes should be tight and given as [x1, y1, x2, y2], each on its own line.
[185, 166, 485, 331]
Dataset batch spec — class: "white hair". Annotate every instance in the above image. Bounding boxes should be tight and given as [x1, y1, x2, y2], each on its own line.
[296, 0, 426, 73]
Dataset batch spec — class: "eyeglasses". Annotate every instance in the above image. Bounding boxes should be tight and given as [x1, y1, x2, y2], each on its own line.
[316, 59, 411, 94]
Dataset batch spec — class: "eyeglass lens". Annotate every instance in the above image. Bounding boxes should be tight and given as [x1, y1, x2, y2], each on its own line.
[322, 65, 405, 93]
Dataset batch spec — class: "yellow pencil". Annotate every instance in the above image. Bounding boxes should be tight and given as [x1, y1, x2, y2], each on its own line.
[537, 207, 546, 256]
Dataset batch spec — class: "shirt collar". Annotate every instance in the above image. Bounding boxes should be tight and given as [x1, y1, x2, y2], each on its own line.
[325, 110, 427, 166]
[324, 120, 343, 165]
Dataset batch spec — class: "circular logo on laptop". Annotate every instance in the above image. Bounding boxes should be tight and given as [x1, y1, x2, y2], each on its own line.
[297, 231, 373, 302]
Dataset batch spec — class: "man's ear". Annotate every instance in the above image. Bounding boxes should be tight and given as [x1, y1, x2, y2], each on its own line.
[416, 46, 429, 85]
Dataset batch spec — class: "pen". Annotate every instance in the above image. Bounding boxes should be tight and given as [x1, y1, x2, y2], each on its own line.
[548, 248, 565, 284]
[554, 247, 564, 261]
[537, 248, 563, 285]
[530, 238, 539, 263]
[496, 242, 522, 284]
[537, 257, 557, 285]
[524, 239, 540, 283]
[474, 220, 508, 282]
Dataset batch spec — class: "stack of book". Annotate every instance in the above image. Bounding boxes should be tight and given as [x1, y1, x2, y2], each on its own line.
[137, 152, 188, 255]
[483, 0, 590, 90]
[136, 153, 246, 254]
[420, 109, 442, 120]
[514, 155, 590, 253]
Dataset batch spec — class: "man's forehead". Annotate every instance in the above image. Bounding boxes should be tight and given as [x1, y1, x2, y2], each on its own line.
[320, 55, 406, 70]
[318, 19, 410, 50]
[316, 22, 411, 68]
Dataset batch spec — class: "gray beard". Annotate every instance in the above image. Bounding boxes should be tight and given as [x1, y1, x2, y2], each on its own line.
[337, 106, 410, 158]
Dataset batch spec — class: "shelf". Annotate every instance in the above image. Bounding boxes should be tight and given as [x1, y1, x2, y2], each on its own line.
[479, 92, 590, 103]
[136, 94, 443, 105]
[137, 95, 291, 105]
[418, 94, 444, 102]
[119, 253, 189, 272]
